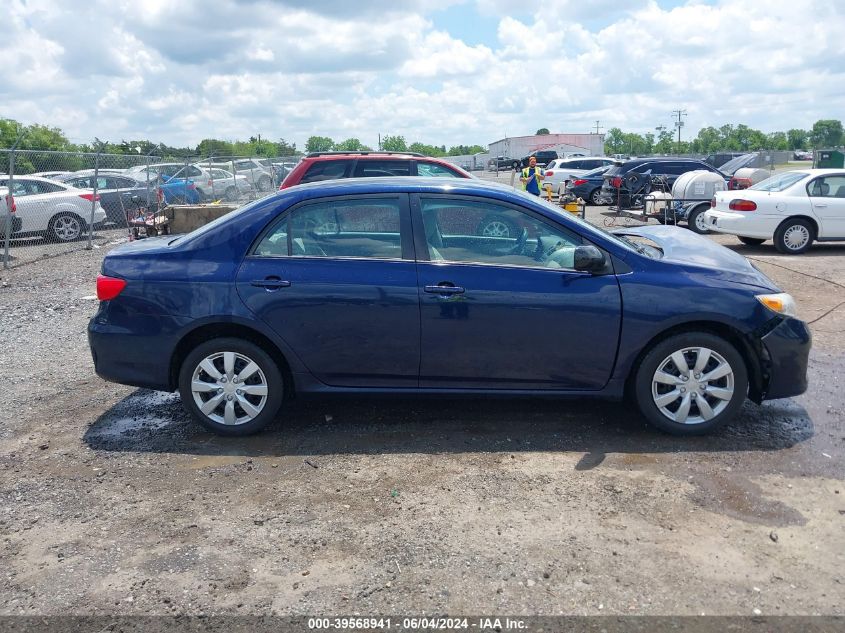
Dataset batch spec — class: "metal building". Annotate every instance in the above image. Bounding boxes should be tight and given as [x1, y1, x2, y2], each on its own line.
[488, 133, 605, 160]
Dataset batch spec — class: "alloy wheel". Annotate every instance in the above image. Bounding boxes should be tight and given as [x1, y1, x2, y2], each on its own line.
[481, 220, 511, 238]
[53, 215, 82, 241]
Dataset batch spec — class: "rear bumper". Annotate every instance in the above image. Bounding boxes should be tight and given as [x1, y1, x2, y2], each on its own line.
[704, 210, 781, 239]
[88, 318, 175, 391]
[759, 317, 811, 400]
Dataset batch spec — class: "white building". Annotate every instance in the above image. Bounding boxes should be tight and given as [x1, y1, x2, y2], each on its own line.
[488, 133, 605, 159]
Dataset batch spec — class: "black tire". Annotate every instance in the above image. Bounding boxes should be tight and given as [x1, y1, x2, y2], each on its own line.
[477, 214, 519, 238]
[738, 236, 766, 246]
[178, 337, 284, 436]
[686, 205, 711, 234]
[773, 218, 814, 254]
[634, 332, 748, 436]
[258, 175, 271, 191]
[512, 161, 520, 171]
[48, 213, 86, 242]
[224, 186, 238, 202]
[589, 188, 603, 205]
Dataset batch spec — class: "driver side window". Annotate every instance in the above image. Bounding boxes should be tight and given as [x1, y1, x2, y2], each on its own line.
[420, 198, 582, 269]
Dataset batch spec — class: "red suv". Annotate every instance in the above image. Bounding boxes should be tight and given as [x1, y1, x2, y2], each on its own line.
[279, 151, 473, 189]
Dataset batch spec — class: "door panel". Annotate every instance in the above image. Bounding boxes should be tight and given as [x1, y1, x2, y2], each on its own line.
[236, 195, 420, 387]
[413, 195, 622, 390]
[808, 174, 845, 237]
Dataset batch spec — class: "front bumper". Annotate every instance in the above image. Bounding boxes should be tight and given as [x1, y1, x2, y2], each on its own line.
[758, 316, 811, 400]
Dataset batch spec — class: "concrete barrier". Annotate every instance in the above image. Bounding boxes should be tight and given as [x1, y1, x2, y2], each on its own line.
[164, 204, 239, 234]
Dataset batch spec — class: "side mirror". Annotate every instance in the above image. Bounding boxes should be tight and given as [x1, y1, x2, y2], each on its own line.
[130, 195, 141, 204]
[573, 245, 606, 273]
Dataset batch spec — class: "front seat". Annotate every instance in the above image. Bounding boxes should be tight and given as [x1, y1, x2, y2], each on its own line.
[423, 212, 445, 261]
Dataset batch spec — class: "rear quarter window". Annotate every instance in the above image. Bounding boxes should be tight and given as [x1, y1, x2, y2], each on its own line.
[300, 160, 355, 183]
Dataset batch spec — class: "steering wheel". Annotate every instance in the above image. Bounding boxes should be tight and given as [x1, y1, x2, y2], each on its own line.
[509, 227, 528, 255]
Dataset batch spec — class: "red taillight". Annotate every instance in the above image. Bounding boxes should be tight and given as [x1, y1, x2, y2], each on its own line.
[572, 179, 588, 186]
[545, 170, 554, 177]
[96, 275, 126, 301]
[729, 177, 752, 190]
[188, 183, 196, 190]
[729, 199, 757, 212]
[208, 180, 213, 186]
[79, 193, 100, 202]
[611, 177, 622, 188]
[710, 198, 716, 208]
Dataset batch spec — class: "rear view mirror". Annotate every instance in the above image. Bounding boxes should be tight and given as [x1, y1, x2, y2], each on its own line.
[573, 245, 606, 272]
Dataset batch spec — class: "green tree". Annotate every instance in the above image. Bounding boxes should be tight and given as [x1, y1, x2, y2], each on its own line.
[409, 142, 446, 157]
[196, 138, 235, 157]
[603, 127, 625, 154]
[335, 137, 365, 151]
[535, 128, 550, 135]
[274, 138, 297, 156]
[787, 129, 807, 151]
[766, 132, 789, 151]
[381, 135, 407, 152]
[305, 136, 335, 153]
[447, 144, 485, 156]
[810, 119, 844, 148]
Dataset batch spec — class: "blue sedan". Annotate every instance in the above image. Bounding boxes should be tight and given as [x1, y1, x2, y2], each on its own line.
[88, 178, 810, 436]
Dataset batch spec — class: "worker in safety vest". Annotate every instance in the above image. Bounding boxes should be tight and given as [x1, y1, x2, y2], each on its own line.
[519, 156, 545, 196]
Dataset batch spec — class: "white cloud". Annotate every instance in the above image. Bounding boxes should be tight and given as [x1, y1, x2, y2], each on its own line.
[0, 0, 842, 150]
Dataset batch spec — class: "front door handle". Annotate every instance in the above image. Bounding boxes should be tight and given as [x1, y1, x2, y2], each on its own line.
[814, 203, 827, 208]
[251, 277, 291, 290]
[424, 283, 465, 295]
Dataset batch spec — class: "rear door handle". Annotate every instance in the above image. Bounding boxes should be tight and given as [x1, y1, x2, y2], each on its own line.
[814, 204, 827, 208]
[424, 284, 465, 295]
[251, 277, 291, 290]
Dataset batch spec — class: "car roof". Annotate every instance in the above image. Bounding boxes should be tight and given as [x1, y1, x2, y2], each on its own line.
[0, 174, 69, 184]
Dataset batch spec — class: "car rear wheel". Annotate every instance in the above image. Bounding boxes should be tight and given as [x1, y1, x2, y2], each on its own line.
[774, 218, 814, 254]
[224, 186, 238, 201]
[48, 213, 86, 242]
[686, 206, 711, 234]
[738, 236, 766, 246]
[634, 333, 748, 436]
[257, 175, 271, 191]
[178, 337, 284, 436]
[589, 188, 603, 205]
[512, 161, 520, 171]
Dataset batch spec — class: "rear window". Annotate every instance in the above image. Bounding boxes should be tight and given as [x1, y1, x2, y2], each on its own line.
[750, 171, 807, 192]
[353, 160, 410, 177]
[301, 160, 354, 184]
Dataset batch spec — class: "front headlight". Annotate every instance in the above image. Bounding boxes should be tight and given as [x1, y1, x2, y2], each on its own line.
[756, 293, 798, 317]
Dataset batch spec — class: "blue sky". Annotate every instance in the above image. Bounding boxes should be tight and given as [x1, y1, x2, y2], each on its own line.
[1, 0, 842, 149]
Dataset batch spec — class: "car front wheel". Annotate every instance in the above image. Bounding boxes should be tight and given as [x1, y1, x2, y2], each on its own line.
[634, 333, 748, 435]
[178, 337, 284, 436]
[774, 218, 814, 254]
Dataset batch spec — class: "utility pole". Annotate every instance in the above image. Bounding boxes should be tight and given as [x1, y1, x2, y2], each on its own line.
[672, 109, 687, 147]
[594, 120, 603, 135]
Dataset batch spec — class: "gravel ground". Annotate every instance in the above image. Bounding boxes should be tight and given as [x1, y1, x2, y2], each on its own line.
[0, 203, 843, 618]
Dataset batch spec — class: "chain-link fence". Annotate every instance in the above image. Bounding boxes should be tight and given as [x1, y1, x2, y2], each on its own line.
[1, 148, 300, 268]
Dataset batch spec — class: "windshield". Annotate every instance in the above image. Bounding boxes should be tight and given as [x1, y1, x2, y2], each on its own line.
[749, 171, 807, 192]
[581, 166, 612, 178]
[718, 153, 757, 175]
[511, 188, 644, 255]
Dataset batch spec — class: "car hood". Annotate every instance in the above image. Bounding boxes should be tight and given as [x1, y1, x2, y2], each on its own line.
[613, 225, 780, 290]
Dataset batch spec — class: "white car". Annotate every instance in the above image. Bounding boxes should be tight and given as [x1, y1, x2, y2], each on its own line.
[704, 169, 845, 254]
[543, 157, 619, 196]
[172, 165, 253, 201]
[0, 175, 106, 242]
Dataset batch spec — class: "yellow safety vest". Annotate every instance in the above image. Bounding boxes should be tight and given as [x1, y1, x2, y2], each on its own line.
[521, 167, 543, 192]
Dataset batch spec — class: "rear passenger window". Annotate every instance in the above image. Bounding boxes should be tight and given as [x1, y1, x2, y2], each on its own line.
[353, 161, 410, 177]
[300, 160, 354, 184]
[254, 198, 403, 260]
[417, 162, 460, 178]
